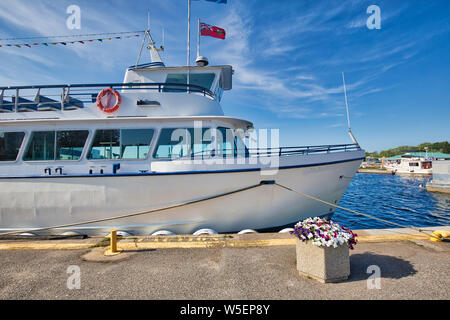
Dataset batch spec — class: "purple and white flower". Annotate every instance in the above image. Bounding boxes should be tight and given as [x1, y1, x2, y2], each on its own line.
[291, 217, 358, 249]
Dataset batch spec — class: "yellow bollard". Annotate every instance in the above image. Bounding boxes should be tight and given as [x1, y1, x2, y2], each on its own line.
[110, 229, 118, 253]
[104, 229, 121, 256]
[429, 230, 449, 242]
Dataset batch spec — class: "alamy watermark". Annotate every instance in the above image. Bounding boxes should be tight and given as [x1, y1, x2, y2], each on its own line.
[366, 265, 381, 289]
[66, 265, 81, 290]
[162, 121, 280, 176]
[366, 5, 381, 30]
[66, 5, 81, 30]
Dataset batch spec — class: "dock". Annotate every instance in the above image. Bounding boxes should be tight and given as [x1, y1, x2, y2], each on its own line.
[0, 226, 449, 300]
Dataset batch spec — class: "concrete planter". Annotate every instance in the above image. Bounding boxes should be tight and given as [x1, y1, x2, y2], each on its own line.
[295, 238, 350, 283]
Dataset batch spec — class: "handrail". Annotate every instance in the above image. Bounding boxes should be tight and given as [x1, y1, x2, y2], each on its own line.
[0, 82, 216, 112]
[0, 82, 212, 94]
[159, 143, 361, 160]
[0, 82, 214, 97]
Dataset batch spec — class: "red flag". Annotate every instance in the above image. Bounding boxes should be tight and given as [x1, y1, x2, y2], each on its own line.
[200, 22, 225, 39]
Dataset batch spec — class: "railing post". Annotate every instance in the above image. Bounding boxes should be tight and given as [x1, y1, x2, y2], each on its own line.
[15, 88, 19, 112]
[61, 87, 65, 110]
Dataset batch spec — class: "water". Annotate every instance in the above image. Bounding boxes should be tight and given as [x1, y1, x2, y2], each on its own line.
[332, 173, 450, 230]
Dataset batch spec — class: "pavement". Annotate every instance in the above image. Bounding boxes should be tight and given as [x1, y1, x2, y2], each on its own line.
[0, 227, 449, 300]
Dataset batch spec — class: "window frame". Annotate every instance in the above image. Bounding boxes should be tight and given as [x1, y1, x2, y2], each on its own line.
[55, 130, 91, 161]
[152, 124, 249, 160]
[22, 129, 90, 163]
[216, 126, 250, 158]
[0, 130, 27, 163]
[87, 127, 156, 161]
[163, 72, 218, 93]
[152, 127, 215, 160]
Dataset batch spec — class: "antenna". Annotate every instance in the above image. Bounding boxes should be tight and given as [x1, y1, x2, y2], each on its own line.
[342, 72, 358, 145]
[135, 12, 164, 67]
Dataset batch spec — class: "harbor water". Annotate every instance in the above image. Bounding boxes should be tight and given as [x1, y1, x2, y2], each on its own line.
[333, 173, 450, 229]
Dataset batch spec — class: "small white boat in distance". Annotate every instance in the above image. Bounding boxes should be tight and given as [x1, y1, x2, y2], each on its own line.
[0, 31, 365, 236]
[384, 153, 435, 175]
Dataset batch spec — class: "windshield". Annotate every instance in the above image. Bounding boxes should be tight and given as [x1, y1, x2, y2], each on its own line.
[163, 73, 216, 92]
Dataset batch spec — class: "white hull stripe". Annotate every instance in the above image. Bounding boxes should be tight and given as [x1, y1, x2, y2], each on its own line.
[0, 157, 365, 179]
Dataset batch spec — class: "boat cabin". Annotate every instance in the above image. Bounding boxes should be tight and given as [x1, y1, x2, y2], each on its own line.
[124, 63, 232, 101]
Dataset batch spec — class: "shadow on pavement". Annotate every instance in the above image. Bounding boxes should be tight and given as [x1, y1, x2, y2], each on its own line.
[347, 251, 417, 282]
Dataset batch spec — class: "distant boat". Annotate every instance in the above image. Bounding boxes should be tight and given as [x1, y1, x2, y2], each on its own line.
[384, 152, 450, 176]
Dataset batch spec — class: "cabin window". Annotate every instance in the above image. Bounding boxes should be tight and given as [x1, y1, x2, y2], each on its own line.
[56, 130, 89, 160]
[217, 127, 234, 156]
[89, 129, 120, 160]
[88, 129, 154, 160]
[121, 129, 155, 159]
[23, 131, 55, 161]
[234, 134, 249, 157]
[153, 128, 213, 159]
[163, 73, 216, 92]
[217, 127, 249, 157]
[0, 132, 25, 161]
[23, 130, 89, 161]
[422, 162, 432, 169]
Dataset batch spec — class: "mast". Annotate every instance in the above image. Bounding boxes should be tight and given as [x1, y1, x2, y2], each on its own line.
[342, 72, 358, 145]
[135, 12, 164, 67]
[187, 0, 191, 90]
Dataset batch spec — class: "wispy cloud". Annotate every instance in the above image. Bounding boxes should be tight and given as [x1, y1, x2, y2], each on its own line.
[0, 0, 147, 70]
[206, 4, 367, 119]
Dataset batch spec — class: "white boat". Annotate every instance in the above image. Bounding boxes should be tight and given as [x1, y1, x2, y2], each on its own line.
[0, 31, 365, 236]
[384, 154, 433, 175]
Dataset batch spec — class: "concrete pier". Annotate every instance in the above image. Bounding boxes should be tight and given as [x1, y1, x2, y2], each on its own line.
[357, 168, 394, 175]
[0, 226, 449, 300]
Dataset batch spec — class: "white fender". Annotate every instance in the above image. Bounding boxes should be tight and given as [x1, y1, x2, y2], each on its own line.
[238, 229, 257, 234]
[116, 230, 133, 237]
[151, 230, 175, 236]
[193, 228, 218, 235]
[279, 228, 294, 233]
[61, 231, 81, 236]
[19, 232, 37, 236]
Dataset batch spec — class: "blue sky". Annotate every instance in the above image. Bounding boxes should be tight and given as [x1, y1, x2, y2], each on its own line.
[0, 0, 449, 152]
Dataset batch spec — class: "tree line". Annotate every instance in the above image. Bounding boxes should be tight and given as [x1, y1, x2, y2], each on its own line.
[365, 141, 450, 159]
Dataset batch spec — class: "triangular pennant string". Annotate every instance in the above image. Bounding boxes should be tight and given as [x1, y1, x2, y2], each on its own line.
[0, 31, 145, 49]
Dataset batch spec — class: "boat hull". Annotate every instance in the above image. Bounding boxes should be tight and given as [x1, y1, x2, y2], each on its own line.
[0, 157, 363, 236]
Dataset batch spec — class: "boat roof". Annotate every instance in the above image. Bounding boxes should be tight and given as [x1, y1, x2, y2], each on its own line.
[125, 64, 233, 90]
[0, 115, 254, 130]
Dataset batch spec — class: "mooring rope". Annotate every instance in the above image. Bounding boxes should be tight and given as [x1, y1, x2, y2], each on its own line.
[0, 179, 442, 240]
[273, 182, 442, 240]
[0, 181, 270, 237]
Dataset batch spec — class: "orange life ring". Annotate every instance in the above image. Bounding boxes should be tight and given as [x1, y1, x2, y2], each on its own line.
[96, 88, 121, 113]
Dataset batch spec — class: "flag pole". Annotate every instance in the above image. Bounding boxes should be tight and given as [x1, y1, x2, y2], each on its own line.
[187, 0, 191, 91]
[197, 18, 200, 58]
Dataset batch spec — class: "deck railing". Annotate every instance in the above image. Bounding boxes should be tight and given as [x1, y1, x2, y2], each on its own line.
[0, 82, 215, 113]
[160, 143, 362, 160]
[251, 143, 361, 157]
